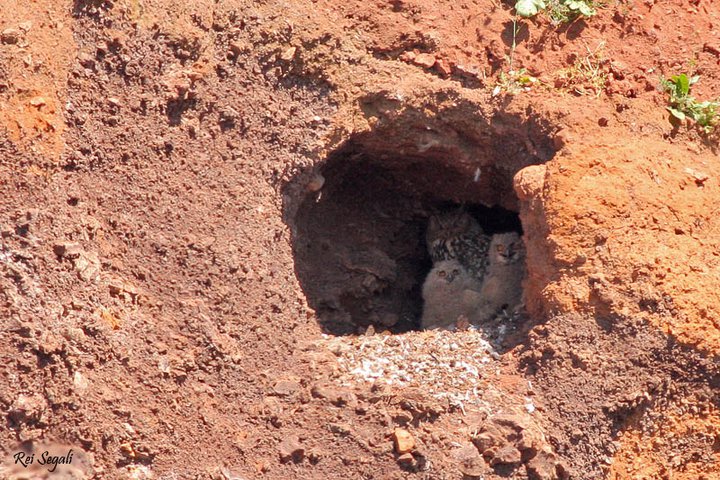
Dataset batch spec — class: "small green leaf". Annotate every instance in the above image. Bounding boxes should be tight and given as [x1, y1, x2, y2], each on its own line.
[520, 75, 537, 85]
[672, 74, 690, 96]
[577, 3, 596, 16]
[516, 0, 545, 17]
[566, 1, 596, 16]
[667, 107, 686, 121]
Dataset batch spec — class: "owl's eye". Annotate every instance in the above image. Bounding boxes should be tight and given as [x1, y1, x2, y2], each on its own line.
[438, 271, 446, 278]
[452, 269, 459, 275]
[496, 245, 504, 252]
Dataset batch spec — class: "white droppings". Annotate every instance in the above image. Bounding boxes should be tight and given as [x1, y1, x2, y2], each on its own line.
[318, 329, 500, 407]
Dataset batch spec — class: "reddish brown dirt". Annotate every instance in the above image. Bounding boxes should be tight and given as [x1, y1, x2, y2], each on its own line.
[2, 0, 720, 479]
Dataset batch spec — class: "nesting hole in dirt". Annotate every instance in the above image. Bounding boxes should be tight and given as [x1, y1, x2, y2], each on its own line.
[287, 108, 556, 336]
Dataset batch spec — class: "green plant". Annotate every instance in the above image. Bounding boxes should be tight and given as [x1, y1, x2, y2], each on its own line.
[516, 0, 599, 23]
[661, 73, 720, 132]
[555, 42, 607, 96]
[493, 68, 538, 96]
[493, 18, 538, 95]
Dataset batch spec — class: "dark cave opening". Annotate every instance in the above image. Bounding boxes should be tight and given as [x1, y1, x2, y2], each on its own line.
[285, 105, 556, 335]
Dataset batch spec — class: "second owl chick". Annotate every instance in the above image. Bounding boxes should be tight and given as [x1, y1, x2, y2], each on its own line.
[473, 232, 526, 324]
[425, 210, 491, 282]
[421, 259, 483, 330]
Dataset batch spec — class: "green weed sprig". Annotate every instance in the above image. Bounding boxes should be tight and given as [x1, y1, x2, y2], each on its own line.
[515, 0, 598, 23]
[661, 74, 719, 132]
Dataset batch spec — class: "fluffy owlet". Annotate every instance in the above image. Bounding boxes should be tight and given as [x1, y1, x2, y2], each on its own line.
[421, 259, 483, 330]
[425, 210, 492, 282]
[473, 232, 526, 323]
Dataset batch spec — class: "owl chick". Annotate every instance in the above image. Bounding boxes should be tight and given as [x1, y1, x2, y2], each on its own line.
[421, 259, 483, 330]
[473, 232, 526, 324]
[425, 209, 491, 282]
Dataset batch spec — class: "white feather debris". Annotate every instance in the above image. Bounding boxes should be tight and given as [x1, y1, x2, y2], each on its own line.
[319, 329, 500, 406]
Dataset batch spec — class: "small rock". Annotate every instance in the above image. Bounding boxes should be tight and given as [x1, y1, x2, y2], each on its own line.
[54, 242, 83, 259]
[219, 467, 245, 480]
[158, 356, 171, 374]
[609, 61, 627, 80]
[518, 427, 541, 453]
[399, 51, 416, 62]
[124, 465, 154, 480]
[1, 28, 21, 44]
[38, 332, 64, 354]
[108, 281, 140, 302]
[435, 58, 452, 76]
[78, 51, 95, 68]
[73, 371, 90, 392]
[9, 393, 48, 424]
[278, 435, 305, 463]
[280, 46, 297, 62]
[393, 428, 415, 454]
[310, 384, 356, 407]
[487, 443, 522, 466]
[62, 326, 87, 342]
[527, 450, 569, 480]
[396, 452, 415, 467]
[328, 423, 352, 435]
[29, 96, 47, 107]
[513, 164, 547, 202]
[99, 308, 122, 330]
[229, 41, 249, 57]
[494, 413, 531, 432]
[120, 442, 137, 459]
[472, 431, 498, 452]
[412, 53, 436, 69]
[552, 129, 571, 149]
[74, 251, 100, 282]
[684, 167, 709, 185]
[454, 64, 483, 80]
[392, 412, 412, 425]
[272, 380, 300, 397]
[456, 445, 485, 476]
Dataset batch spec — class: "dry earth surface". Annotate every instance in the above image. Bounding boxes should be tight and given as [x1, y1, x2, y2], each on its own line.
[1, 0, 720, 479]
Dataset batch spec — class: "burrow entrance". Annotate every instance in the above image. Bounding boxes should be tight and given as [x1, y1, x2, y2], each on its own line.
[285, 101, 557, 335]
